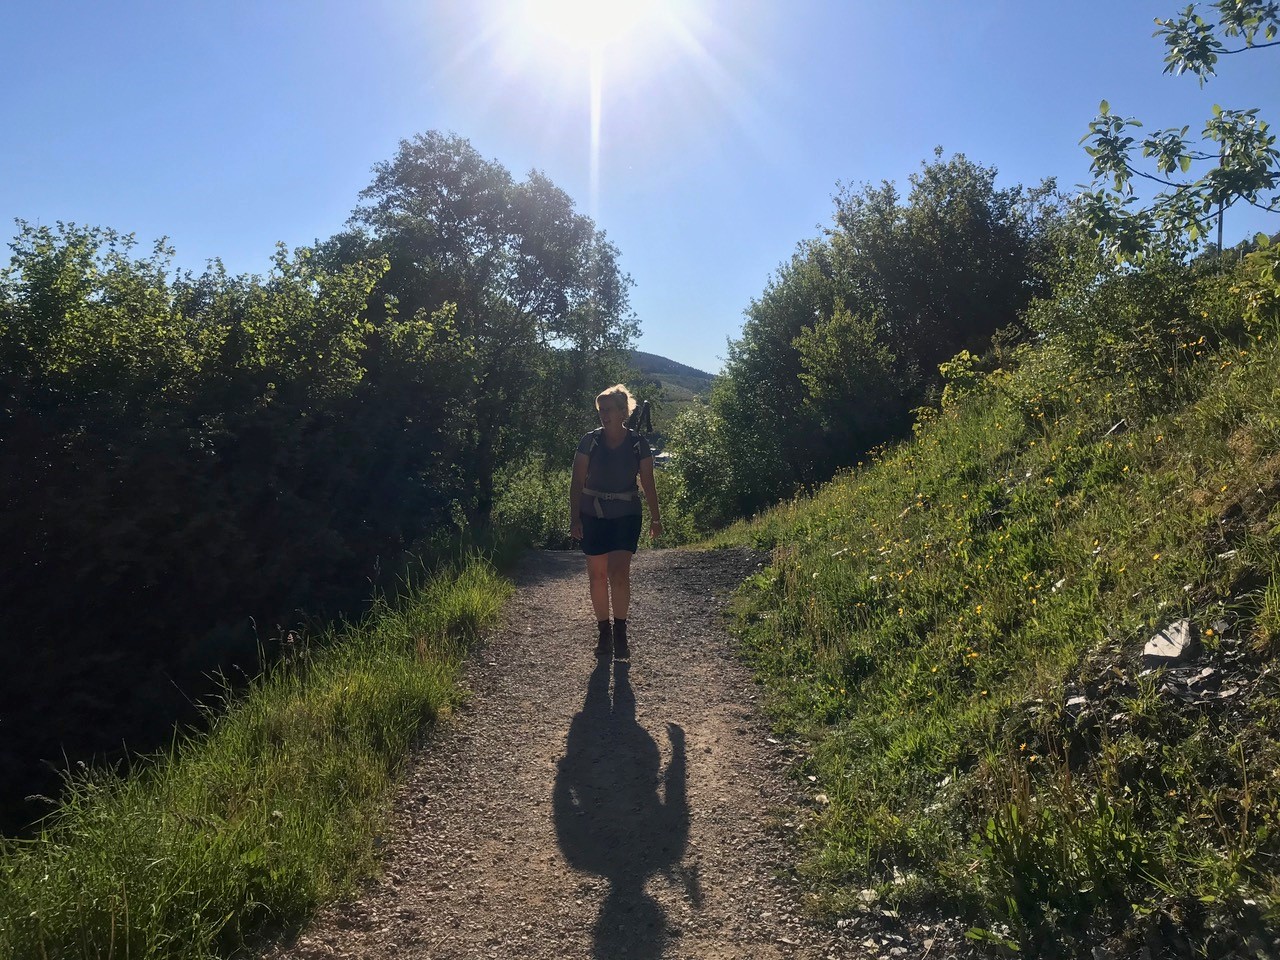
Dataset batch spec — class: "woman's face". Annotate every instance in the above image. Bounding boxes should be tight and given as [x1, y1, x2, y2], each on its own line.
[598, 400, 627, 430]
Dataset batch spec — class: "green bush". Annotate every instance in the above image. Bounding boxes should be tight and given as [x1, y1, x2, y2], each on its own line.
[492, 458, 575, 549]
[491, 453, 699, 550]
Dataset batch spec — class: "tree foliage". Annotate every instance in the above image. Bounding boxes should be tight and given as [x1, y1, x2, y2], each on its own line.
[0, 134, 636, 828]
[668, 151, 1054, 526]
[1079, 1, 1280, 257]
[347, 131, 636, 524]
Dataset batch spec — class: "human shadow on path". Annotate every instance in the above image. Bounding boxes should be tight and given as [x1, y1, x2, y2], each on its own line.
[553, 659, 689, 960]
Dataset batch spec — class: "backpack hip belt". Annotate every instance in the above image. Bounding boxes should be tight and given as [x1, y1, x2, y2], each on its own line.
[582, 487, 641, 518]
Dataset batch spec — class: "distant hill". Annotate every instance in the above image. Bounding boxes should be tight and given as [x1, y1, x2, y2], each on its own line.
[628, 350, 716, 398]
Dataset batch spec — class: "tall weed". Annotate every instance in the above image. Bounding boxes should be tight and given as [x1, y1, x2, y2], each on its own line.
[0, 560, 509, 960]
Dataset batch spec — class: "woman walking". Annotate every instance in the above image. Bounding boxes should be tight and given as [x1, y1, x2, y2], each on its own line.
[570, 385, 662, 660]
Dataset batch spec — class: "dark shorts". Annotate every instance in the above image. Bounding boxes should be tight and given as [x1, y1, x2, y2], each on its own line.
[580, 512, 643, 556]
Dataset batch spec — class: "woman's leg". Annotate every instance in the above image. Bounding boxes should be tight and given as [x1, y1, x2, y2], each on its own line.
[607, 549, 633, 619]
[587, 554, 611, 620]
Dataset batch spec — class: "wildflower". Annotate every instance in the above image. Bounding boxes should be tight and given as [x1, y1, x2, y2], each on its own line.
[975, 605, 983, 614]
[1221, 485, 1228, 492]
[1152, 553, 1161, 562]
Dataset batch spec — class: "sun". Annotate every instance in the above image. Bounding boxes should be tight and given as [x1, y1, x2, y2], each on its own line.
[491, 0, 710, 216]
[519, 0, 664, 54]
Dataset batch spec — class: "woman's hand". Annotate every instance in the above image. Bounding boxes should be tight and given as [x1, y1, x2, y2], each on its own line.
[571, 518, 583, 541]
[649, 519, 663, 540]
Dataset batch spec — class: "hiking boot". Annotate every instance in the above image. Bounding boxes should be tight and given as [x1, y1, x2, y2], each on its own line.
[613, 618, 629, 661]
[594, 620, 613, 659]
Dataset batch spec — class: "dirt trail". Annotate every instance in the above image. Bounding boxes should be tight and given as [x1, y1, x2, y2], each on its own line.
[268, 548, 897, 960]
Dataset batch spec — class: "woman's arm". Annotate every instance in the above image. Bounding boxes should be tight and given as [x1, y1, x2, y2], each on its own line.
[569, 452, 588, 540]
[638, 457, 662, 539]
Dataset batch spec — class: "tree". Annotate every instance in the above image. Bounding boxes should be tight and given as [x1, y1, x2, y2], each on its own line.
[667, 151, 1054, 524]
[831, 150, 1055, 379]
[348, 132, 636, 525]
[1079, 1, 1280, 258]
[794, 304, 902, 453]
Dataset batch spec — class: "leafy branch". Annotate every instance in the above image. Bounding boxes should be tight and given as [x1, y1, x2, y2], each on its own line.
[1078, 1, 1280, 259]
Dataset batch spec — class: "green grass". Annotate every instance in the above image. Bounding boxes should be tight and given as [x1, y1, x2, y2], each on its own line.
[0, 559, 510, 960]
[712, 326, 1280, 952]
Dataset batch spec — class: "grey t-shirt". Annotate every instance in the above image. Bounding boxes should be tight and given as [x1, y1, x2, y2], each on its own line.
[576, 429, 652, 518]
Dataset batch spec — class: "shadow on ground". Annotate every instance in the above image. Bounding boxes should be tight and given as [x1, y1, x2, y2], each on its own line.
[553, 659, 691, 959]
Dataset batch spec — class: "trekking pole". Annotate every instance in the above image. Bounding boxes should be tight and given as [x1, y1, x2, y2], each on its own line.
[627, 399, 652, 435]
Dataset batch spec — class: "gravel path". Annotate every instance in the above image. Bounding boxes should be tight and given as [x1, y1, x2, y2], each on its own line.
[268, 548, 928, 960]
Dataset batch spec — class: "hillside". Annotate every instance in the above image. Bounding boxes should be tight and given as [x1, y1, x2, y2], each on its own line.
[628, 349, 716, 397]
[710, 310, 1280, 955]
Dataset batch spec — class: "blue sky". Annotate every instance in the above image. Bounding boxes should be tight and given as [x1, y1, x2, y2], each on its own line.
[2, 1, 1277, 374]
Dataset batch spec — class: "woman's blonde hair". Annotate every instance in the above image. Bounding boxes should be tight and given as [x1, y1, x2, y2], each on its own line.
[595, 383, 636, 416]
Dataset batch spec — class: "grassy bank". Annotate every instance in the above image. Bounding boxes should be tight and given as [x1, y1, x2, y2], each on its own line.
[0, 559, 509, 960]
[713, 322, 1280, 952]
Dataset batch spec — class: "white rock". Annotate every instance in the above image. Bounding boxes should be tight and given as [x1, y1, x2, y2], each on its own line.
[1144, 619, 1198, 663]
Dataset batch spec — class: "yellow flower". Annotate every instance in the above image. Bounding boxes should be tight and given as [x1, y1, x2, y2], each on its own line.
[1152, 553, 1161, 562]
[975, 604, 983, 614]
